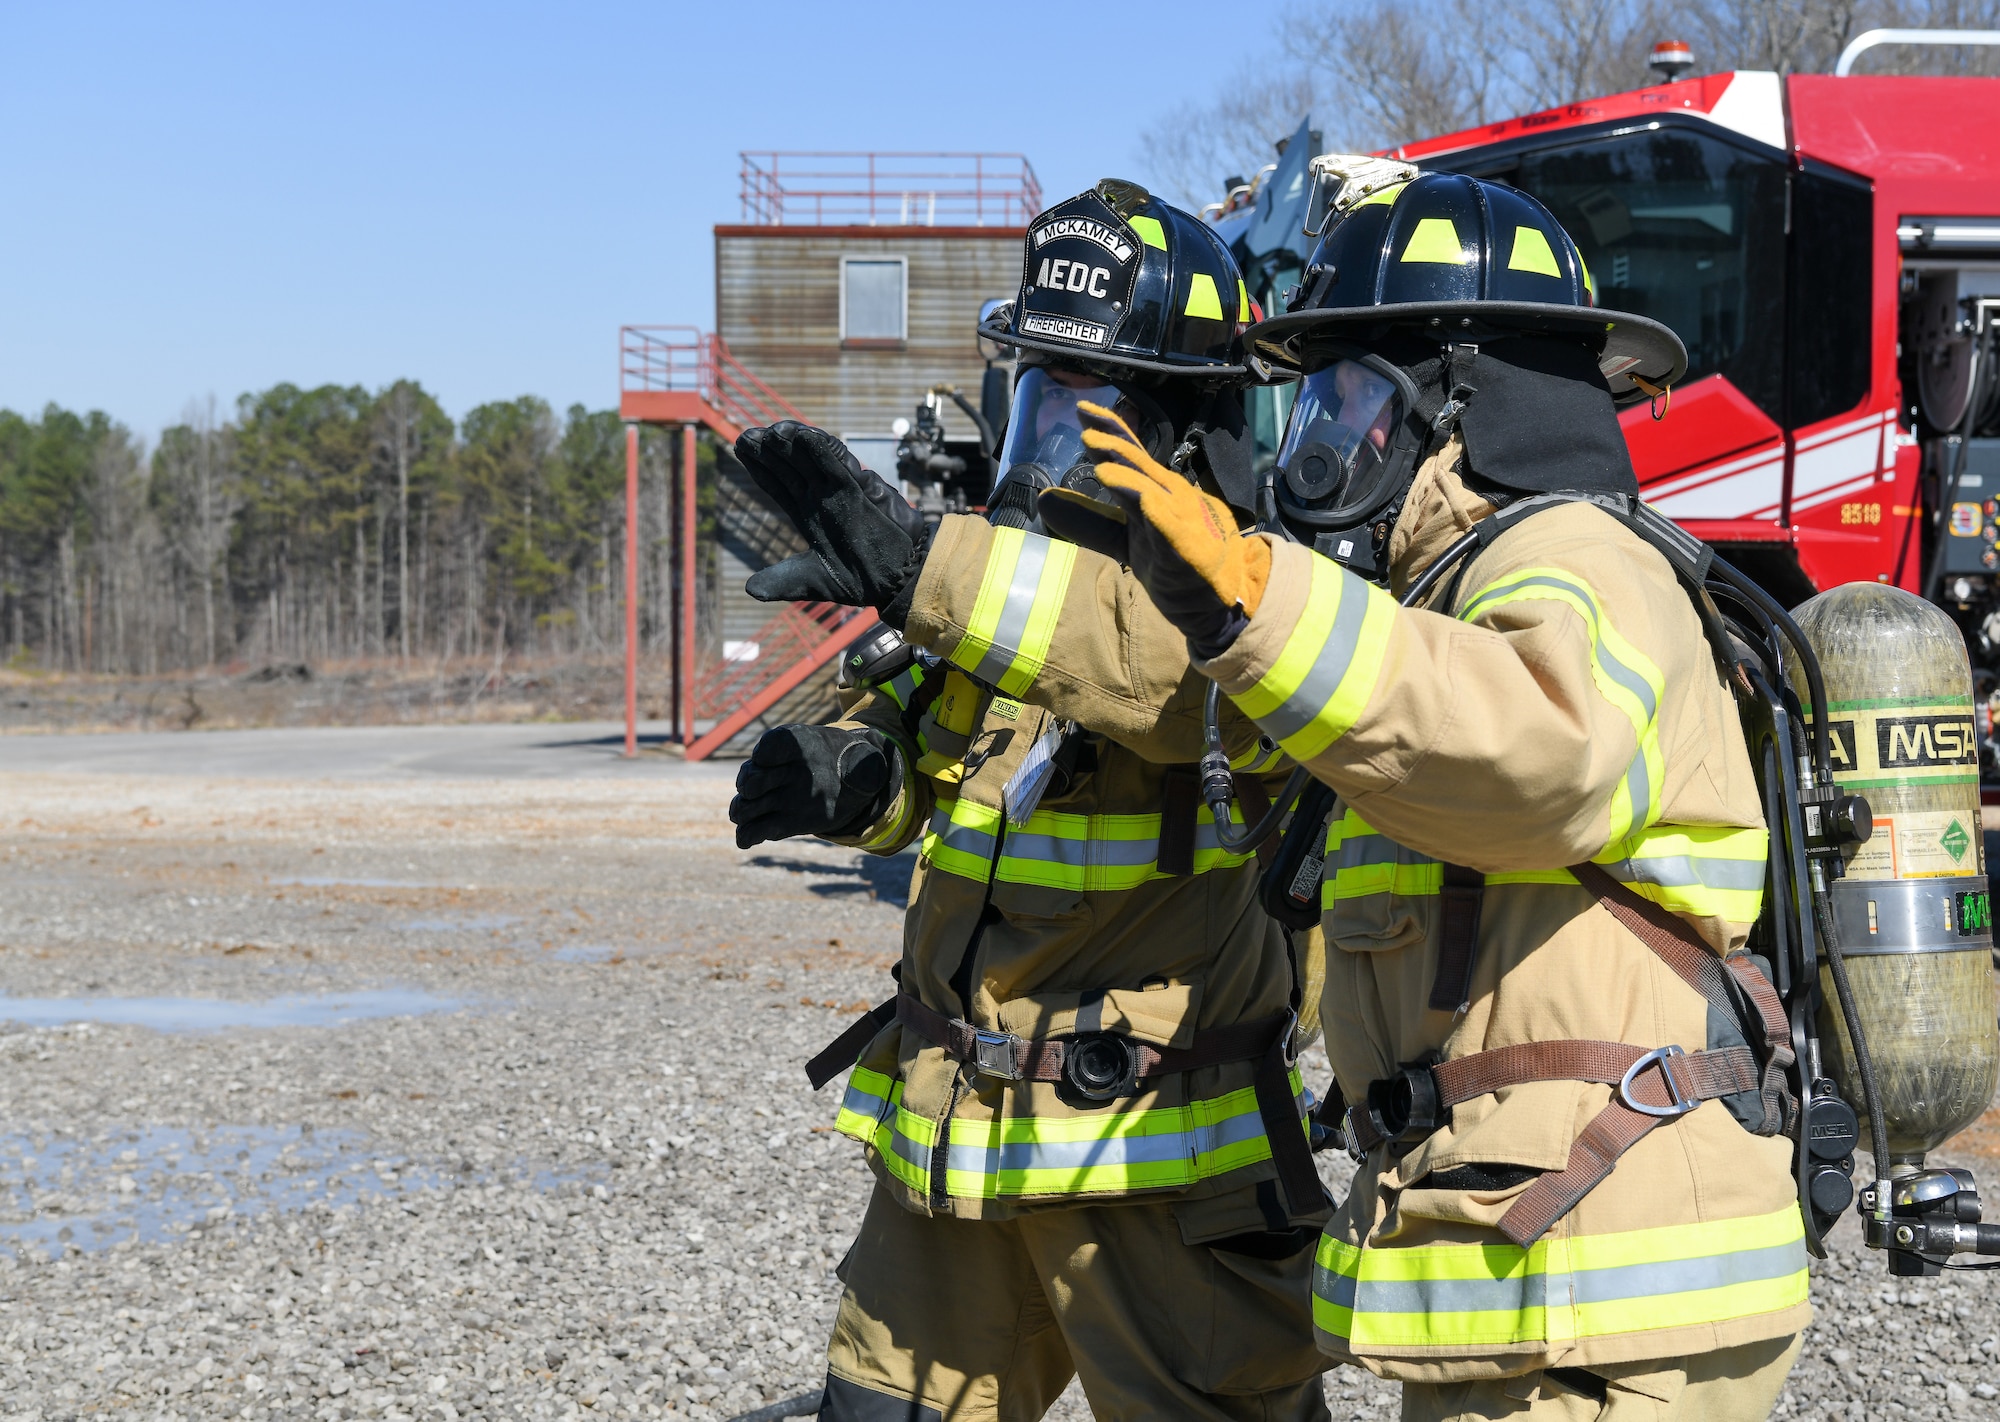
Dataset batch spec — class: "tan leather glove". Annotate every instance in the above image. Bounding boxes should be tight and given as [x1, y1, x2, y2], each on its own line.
[1064, 401, 1269, 653]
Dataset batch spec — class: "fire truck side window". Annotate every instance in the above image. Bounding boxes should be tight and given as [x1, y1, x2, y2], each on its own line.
[1789, 166, 1874, 428]
[1503, 129, 1789, 422]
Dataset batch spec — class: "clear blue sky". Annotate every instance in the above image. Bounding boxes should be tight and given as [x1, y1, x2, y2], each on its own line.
[0, 1, 1286, 442]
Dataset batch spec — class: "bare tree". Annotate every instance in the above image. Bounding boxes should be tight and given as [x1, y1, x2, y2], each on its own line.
[1142, 0, 2000, 201]
[1281, 0, 1503, 149]
[1139, 63, 1328, 207]
[376, 384, 419, 661]
[152, 397, 238, 669]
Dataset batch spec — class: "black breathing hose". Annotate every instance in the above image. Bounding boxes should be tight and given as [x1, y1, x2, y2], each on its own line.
[1814, 883, 1894, 1203]
[1704, 556, 1834, 781]
[1201, 681, 1308, 853]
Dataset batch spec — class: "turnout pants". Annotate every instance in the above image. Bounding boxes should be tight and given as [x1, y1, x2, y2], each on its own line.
[821, 1184, 1330, 1422]
[1398, 1333, 1802, 1421]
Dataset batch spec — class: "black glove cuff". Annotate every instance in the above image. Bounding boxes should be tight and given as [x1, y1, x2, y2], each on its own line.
[827, 729, 904, 839]
[1186, 606, 1251, 662]
[877, 521, 933, 632]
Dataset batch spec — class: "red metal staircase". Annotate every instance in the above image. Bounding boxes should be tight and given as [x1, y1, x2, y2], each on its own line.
[618, 326, 877, 761]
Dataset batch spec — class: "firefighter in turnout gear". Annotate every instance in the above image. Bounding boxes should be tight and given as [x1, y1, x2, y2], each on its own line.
[1041, 168, 1808, 1420]
[728, 182, 1333, 1422]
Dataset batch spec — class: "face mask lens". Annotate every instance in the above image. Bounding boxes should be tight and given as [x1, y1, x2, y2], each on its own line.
[995, 367, 1143, 493]
[1277, 359, 1406, 511]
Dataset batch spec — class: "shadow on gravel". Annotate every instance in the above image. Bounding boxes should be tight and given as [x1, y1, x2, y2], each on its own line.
[748, 850, 917, 909]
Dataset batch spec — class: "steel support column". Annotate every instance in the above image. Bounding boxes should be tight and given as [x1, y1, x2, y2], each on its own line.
[680, 424, 699, 748]
[623, 421, 640, 758]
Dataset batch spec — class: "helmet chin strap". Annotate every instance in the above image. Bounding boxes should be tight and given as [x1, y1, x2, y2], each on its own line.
[1429, 343, 1480, 439]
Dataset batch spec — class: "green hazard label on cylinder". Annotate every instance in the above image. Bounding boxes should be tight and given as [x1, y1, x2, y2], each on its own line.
[1814, 700, 1979, 788]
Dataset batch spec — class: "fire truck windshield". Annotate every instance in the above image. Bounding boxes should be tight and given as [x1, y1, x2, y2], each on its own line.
[1462, 126, 1788, 420]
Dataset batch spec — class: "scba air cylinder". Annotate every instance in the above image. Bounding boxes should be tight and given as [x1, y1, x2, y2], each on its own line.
[1792, 583, 1999, 1167]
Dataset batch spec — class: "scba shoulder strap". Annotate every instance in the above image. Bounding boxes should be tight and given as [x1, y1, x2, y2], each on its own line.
[1354, 492, 1799, 1242]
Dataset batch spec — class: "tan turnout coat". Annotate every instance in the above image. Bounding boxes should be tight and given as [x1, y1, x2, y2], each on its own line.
[1195, 445, 1808, 1380]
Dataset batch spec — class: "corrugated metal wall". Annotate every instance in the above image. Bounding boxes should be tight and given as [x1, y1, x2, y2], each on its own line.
[715, 226, 1022, 447]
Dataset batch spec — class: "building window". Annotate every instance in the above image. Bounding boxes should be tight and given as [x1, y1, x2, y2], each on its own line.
[842, 257, 907, 345]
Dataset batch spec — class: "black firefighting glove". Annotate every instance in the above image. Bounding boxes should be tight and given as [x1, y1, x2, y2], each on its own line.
[735, 423, 931, 630]
[728, 723, 902, 850]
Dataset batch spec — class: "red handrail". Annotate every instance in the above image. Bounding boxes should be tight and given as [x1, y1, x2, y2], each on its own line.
[738, 151, 1041, 227]
[617, 327, 868, 760]
[619, 327, 808, 435]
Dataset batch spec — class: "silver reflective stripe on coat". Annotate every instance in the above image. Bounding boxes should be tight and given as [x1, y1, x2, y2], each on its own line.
[1257, 575, 1375, 745]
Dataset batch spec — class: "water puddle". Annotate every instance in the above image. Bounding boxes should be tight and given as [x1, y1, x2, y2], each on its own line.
[0, 989, 464, 1032]
[0, 1124, 608, 1260]
[402, 914, 521, 933]
[270, 876, 453, 890]
[551, 943, 618, 963]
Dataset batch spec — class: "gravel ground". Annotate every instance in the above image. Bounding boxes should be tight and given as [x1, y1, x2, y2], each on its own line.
[0, 743, 1993, 1420]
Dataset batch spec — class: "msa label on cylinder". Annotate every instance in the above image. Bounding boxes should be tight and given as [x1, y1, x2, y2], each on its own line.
[1818, 701, 1978, 787]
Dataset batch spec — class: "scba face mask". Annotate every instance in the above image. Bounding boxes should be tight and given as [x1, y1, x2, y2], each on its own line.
[988, 365, 1174, 532]
[1272, 348, 1428, 579]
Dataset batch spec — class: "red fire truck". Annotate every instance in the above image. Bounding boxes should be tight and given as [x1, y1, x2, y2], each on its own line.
[1357, 60, 2000, 726]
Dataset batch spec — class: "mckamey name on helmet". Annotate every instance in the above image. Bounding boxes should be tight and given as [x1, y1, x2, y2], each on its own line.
[1031, 217, 1135, 265]
[1020, 313, 1109, 346]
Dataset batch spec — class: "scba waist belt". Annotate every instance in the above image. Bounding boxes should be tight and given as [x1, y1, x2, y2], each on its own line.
[895, 992, 1288, 1099]
[803, 990, 1332, 1221]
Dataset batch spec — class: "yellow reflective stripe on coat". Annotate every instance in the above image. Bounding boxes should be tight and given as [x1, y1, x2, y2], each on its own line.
[1234, 554, 1396, 761]
[922, 798, 1003, 881]
[1312, 1204, 1807, 1352]
[1321, 808, 1442, 904]
[942, 1069, 1306, 1199]
[834, 1067, 933, 1195]
[949, 527, 1077, 698]
[876, 661, 928, 713]
[1230, 737, 1286, 774]
[1320, 813, 1765, 925]
[838, 1065, 1309, 1201]
[851, 757, 919, 852]
[1594, 823, 1767, 924]
[921, 798, 1258, 889]
[1460, 567, 1666, 843]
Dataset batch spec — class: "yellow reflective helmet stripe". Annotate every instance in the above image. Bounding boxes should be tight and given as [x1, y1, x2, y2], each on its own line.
[1184, 272, 1225, 320]
[948, 527, 1077, 698]
[1400, 217, 1468, 264]
[1237, 278, 1249, 320]
[1507, 224, 1562, 277]
[1129, 214, 1167, 250]
[1234, 555, 1395, 762]
[1355, 182, 1407, 209]
[1313, 1205, 1808, 1352]
[1461, 568, 1666, 842]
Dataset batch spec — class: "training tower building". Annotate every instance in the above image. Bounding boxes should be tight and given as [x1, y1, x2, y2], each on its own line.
[619, 152, 1039, 759]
